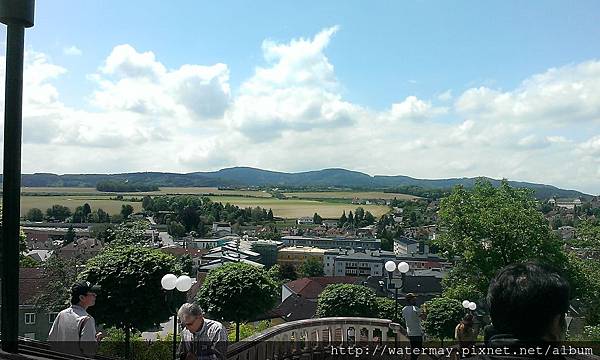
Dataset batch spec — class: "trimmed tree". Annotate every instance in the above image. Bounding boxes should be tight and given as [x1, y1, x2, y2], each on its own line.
[316, 284, 379, 318]
[422, 297, 464, 342]
[34, 256, 79, 312]
[80, 246, 184, 358]
[196, 262, 278, 342]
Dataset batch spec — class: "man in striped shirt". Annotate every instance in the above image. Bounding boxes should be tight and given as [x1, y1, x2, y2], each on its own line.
[177, 303, 228, 360]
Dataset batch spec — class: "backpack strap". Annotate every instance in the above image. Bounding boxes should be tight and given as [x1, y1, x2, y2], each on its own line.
[78, 315, 91, 354]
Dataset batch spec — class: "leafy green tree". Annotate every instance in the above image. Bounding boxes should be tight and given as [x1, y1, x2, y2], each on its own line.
[364, 211, 375, 225]
[34, 256, 79, 312]
[422, 297, 464, 342]
[376, 296, 400, 323]
[316, 284, 379, 318]
[267, 209, 274, 221]
[338, 211, 347, 227]
[573, 220, 600, 248]
[20, 255, 39, 268]
[83, 203, 92, 221]
[227, 320, 271, 342]
[80, 246, 183, 357]
[121, 204, 134, 219]
[108, 220, 149, 246]
[141, 196, 153, 211]
[64, 226, 76, 244]
[25, 208, 44, 222]
[279, 263, 298, 281]
[179, 254, 194, 275]
[95, 208, 110, 223]
[46, 204, 72, 221]
[196, 262, 278, 342]
[348, 211, 354, 225]
[72, 206, 86, 223]
[298, 257, 324, 277]
[313, 212, 322, 225]
[433, 180, 566, 295]
[168, 221, 186, 238]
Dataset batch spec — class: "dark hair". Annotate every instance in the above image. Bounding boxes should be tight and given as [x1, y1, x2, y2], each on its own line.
[70, 294, 81, 305]
[487, 262, 570, 340]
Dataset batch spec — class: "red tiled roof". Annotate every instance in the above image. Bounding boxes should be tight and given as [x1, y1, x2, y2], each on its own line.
[160, 247, 207, 257]
[19, 267, 49, 305]
[284, 276, 364, 299]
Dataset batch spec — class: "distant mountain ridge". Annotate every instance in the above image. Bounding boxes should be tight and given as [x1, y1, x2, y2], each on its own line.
[0, 167, 591, 199]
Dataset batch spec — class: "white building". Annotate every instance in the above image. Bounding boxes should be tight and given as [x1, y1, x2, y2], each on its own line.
[297, 217, 314, 225]
[393, 236, 422, 255]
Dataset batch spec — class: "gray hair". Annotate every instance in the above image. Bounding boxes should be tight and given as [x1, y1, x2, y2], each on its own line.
[178, 303, 204, 321]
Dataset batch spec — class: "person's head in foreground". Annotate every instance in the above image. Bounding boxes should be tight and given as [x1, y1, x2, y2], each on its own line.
[487, 262, 569, 343]
[178, 302, 205, 333]
[406, 292, 417, 305]
[70, 281, 100, 309]
[462, 314, 474, 328]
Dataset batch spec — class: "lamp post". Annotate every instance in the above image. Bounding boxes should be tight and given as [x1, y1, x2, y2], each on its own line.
[161, 274, 192, 360]
[0, 0, 35, 353]
[462, 300, 477, 312]
[385, 260, 409, 347]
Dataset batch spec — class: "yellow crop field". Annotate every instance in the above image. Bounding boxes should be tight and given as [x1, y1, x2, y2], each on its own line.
[20, 187, 272, 197]
[14, 188, 394, 219]
[19, 196, 142, 216]
[206, 196, 390, 219]
[284, 191, 418, 200]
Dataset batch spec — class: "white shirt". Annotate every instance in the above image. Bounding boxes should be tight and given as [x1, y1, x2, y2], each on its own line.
[402, 305, 423, 336]
[47, 305, 98, 356]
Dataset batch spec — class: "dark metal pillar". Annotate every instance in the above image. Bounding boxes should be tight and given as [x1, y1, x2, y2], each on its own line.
[0, 0, 35, 353]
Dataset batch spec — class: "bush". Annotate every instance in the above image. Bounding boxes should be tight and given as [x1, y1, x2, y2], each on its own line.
[316, 284, 379, 318]
[422, 297, 464, 341]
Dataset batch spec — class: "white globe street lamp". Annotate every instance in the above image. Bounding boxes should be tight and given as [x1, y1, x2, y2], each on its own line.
[462, 300, 471, 309]
[161, 273, 193, 360]
[384, 260, 411, 348]
[468, 302, 477, 311]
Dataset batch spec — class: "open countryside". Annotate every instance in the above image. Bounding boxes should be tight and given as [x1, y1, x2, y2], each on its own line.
[283, 191, 418, 200]
[15, 187, 393, 219]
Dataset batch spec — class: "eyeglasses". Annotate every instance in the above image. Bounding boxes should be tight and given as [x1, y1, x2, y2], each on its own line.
[182, 318, 197, 327]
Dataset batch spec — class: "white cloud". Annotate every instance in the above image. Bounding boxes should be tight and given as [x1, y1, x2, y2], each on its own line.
[456, 61, 600, 125]
[92, 44, 230, 121]
[63, 46, 82, 56]
[388, 96, 448, 122]
[2, 29, 600, 194]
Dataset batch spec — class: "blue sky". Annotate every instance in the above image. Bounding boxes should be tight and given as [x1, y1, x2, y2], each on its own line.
[28, 0, 600, 109]
[1, 0, 600, 193]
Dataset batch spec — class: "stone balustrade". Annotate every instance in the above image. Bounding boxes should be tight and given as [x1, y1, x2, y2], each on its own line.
[226, 317, 408, 360]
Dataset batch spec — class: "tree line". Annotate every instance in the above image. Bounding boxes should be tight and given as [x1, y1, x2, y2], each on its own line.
[96, 180, 159, 192]
[142, 195, 274, 237]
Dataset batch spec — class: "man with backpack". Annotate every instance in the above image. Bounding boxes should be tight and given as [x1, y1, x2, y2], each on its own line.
[48, 281, 104, 357]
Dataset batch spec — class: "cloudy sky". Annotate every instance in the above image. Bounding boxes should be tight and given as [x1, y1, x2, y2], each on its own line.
[1, 0, 600, 194]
